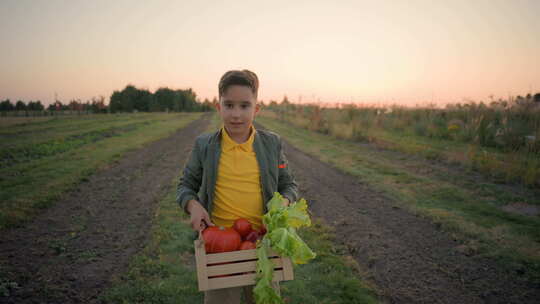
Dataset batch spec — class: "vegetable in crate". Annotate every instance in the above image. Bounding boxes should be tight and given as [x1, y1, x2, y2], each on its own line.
[253, 192, 316, 304]
[239, 241, 257, 250]
[233, 218, 253, 239]
[202, 226, 241, 253]
[245, 230, 260, 243]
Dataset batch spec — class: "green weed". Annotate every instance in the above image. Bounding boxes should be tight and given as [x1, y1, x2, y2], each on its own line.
[263, 100, 540, 187]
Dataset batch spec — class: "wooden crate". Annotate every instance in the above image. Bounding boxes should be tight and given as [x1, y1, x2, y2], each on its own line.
[194, 239, 294, 291]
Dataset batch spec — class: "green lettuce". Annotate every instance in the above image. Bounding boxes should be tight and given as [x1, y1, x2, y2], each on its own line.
[253, 192, 316, 304]
[253, 238, 283, 304]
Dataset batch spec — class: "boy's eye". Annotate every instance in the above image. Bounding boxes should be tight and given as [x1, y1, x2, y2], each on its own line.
[225, 104, 233, 109]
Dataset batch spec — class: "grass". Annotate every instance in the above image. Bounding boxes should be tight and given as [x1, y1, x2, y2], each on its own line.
[1, 113, 165, 151]
[0, 113, 202, 229]
[281, 220, 378, 304]
[103, 113, 379, 303]
[255, 114, 540, 283]
[265, 101, 540, 187]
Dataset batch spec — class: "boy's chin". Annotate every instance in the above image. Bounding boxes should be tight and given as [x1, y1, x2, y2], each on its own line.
[227, 123, 248, 131]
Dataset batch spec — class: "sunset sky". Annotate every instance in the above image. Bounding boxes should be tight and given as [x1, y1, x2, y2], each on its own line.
[1, 0, 539, 106]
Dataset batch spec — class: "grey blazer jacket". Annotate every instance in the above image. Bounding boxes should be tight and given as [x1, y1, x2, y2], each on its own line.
[176, 128, 298, 215]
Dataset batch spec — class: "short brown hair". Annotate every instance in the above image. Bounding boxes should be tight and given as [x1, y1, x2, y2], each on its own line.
[218, 69, 259, 99]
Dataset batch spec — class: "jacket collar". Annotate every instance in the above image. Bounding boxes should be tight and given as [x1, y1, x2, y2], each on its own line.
[220, 125, 256, 152]
[207, 126, 270, 212]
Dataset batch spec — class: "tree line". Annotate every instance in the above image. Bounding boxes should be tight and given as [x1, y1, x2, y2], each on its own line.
[109, 85, 212, 112]
[0, 85, 214, 115]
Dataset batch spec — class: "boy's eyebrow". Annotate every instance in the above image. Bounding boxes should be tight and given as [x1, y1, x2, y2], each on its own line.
[223, 100, 252, 104]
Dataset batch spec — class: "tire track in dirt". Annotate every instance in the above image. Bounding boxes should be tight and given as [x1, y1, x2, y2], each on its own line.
[0, 114, 210, 304]
[281, 139, 540, 304]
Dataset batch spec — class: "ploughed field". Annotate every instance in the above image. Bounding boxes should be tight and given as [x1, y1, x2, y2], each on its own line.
[0, 113, 538, 303]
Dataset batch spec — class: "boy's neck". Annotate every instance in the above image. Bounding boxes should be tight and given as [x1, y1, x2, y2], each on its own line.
[224, 125, 253, 144]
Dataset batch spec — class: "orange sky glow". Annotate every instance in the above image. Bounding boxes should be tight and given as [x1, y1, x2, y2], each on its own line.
[1, 0, 539, 107]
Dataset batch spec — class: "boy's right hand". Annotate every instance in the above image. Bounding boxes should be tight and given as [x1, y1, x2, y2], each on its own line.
[186, 199, 215, 232]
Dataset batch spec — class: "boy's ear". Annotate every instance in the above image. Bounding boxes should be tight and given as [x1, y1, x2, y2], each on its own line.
[215, 101, 221, 112]
[254, 101, 261, 115]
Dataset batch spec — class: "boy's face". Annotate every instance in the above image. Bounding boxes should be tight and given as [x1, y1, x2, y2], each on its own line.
[217, 85, 260, 141]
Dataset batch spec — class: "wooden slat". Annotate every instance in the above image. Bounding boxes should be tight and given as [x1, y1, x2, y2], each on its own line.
[194, 239, 294, 291]
[206, 249, 256, 264]
[207, 259, 284, 276]
[207, 270, 286, 290]
[281, 257, 294, 281]
[194, 240, 208, 291]
[206, 249, 280, 264]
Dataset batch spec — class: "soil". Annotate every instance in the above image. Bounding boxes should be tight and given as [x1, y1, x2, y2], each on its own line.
[280, 139, 540, 304]
[501, 202, 540, 217]
[0, 114, 210, 303]
[1, 116, 539, 304]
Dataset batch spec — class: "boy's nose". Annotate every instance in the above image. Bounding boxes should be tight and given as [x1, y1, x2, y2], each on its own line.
[231, 108, 241, 118]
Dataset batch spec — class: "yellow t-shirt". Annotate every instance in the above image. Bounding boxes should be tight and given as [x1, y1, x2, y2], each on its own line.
[211, 126, 264, 230]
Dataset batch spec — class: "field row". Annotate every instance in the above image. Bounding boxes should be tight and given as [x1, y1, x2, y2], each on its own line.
[0, 113, 202, 228]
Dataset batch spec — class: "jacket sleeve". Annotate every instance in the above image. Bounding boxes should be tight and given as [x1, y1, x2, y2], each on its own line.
[277, 138, 298, 203]
[176, 137, 203, 213]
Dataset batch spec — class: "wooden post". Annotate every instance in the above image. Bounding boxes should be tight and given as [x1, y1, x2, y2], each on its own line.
[194, 239, 209, 291]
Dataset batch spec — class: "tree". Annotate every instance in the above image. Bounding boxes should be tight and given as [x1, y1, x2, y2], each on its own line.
[154, 87, 176, 111]
[534, 93, 540, 103]
[108, 84, 207, 113]
[35, 100, 44, 111]
[109, 90, 123, 113]
[133, 88, 152, 112]
[15, 100, 26, 111]
[0, 99, 14, 112]
[26, 100, 44, 111]
[201, 98, 213, 112]
[90, 96, 107, 113]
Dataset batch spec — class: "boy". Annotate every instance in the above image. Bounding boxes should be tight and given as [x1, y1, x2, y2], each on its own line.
[176, 69, 298, 304]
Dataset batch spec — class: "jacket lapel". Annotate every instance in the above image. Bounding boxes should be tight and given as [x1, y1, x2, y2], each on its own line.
[253, 132, 269, 209]
[207, 130, 221, 213]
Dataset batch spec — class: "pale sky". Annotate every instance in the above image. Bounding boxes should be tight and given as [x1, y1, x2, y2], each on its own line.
[1, 0, 539, 106]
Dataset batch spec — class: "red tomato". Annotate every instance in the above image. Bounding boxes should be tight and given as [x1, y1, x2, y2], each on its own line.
[233, 218, 252, 239]
[202, 226, 241, 253]
[239, 241, 256, 250]
[258, 226, 267, 236]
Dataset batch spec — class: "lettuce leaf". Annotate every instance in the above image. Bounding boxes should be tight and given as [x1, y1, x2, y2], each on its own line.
[268, 227, 316, 264]
[253, 193, 316, 303]
[253, 238, 283, 304]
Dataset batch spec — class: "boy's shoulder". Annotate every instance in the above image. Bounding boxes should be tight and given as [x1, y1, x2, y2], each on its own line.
[255, 128, 281, 144]
[193, 131, 219, 149]
[255, 128, 284, 151]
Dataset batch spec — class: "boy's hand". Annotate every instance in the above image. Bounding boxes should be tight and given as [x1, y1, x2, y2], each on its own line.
[282, 198, 290, 207]
[187, 199, 215, 232]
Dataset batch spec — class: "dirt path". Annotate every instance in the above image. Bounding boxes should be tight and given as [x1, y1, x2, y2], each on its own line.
[281, 140, 540, 304]
[0, 115, 210, 304]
